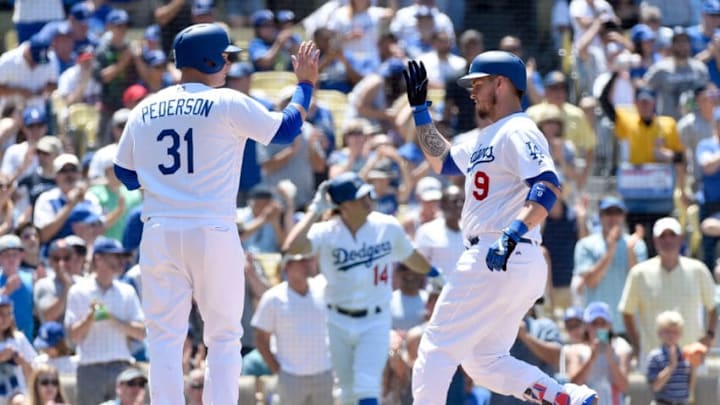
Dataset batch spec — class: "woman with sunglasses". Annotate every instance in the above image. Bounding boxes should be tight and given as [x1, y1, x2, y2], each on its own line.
[27, 363, 66, 405]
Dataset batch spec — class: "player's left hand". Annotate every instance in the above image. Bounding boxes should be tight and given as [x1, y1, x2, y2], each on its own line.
[403, 60, 428, 107]
[485, 230, 520, 271]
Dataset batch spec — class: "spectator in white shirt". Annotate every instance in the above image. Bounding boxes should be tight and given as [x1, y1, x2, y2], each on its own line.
[252, 253, 334, 405]
[390, 0, 455, 54]
[414, 184, 464, 277]
[65, 237, 144, 405]
[0, 35, 59, 108]
[0, 105, 47, 181]
[57, 45, 101, 106]
[418, 30, 467, 89]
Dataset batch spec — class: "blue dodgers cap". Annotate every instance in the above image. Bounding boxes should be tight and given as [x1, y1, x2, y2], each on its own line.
[227, 61, 254, 79]
[144, 49, 167, 67]
[33, 322, 65, 349]
[106, 9, 129, 26]
[598, 196, 627, 212]
[93, 236, 128, 254]
[70, 2, 92, 21]
[276, 10, 295, 24]
[564, 306, 585, 322]
[704, 0, 720, 14]
[144, 24, 161, 41]
[192, 0, 214, 16]
[379, 58, 405, 78]
[252, 9, 275, 27]
[40, 21, 72, 39]
[583, 301, 612, 323]
[29, 34, 51, 64]
[327, 172, 375, 205]
[67, 208, 102, 225]
[23, 106, 47, 126]
[631, 24, 656, 42]
[635, 86, 656, 101]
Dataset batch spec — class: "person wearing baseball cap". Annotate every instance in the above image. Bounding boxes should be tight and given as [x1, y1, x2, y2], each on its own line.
[0, 234, 36, 341]
[251, 250, 334, 404]
[17, 136, 62, 205]
[101, 367, 148, 405]
[688, 0, 720, 55]
[57, 44, 101, 106]
[249, 9, 295, 72]
[283, 171, 439, 405]
[618, 215, 716, 368]
[0, 106, 47, 180]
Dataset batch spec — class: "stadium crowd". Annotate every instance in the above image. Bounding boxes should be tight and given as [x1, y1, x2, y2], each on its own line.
[0, 0, 720, 404]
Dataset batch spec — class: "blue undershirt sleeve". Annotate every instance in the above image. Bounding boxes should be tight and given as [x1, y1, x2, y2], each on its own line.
[113, 164, 141, 190]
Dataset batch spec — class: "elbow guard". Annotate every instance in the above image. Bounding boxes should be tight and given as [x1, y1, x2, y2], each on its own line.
[113, 164, 141, 190]
[526, 182, 558, 213]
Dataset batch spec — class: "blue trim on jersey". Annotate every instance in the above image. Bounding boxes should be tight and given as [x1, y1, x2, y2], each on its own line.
[525, 171, 561, 188]
[527, 182, 557, 213]
[271, 105, 303, 144]
[114, 164, 141, 190]
[358, 399, 378, 405]
[440, 154, 462, 176]
[428, 266, 440, 277]
[293, 81, 314, 111]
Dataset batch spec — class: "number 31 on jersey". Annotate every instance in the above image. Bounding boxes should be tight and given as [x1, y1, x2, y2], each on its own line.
[158, 128, 195, 175]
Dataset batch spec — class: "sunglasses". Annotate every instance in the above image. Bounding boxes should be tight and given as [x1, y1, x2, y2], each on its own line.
[125, 379, 147, 388]
[26, 123, 45, 129]
[49, 255, 72, 262]
[58, 167, 79, 174]
[39, 378, 59, 387]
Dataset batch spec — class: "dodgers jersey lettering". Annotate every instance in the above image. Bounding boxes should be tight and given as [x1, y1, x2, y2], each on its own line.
[449, 112, 558, 242]
[115, 83, 282, 221]
[307, 212, 414, 308]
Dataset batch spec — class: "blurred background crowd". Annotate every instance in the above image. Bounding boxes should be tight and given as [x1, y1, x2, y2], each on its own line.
[0, 0, 720, 404]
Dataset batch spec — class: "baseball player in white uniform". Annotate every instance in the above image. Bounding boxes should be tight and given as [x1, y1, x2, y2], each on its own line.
[403, 53, 599, 405]
[283, 172, 440, 405]
[112, 23, 319, 405]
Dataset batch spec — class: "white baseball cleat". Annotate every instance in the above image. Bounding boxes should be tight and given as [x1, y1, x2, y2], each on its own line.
[553, 383, 598, 405]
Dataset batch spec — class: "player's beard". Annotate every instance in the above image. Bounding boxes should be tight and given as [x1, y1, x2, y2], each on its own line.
[475, 92, 496, 121]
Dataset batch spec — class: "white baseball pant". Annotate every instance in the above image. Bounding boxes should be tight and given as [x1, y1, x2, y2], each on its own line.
[140, 217, 245, 405]
[327, 310, 391, 404]
[412, 236, 564, 404]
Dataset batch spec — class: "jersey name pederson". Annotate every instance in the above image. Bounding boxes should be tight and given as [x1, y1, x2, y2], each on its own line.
[141, 97, 214, 123]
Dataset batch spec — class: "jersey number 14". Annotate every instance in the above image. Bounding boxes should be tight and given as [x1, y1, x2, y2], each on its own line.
[157, 128, 195, 175]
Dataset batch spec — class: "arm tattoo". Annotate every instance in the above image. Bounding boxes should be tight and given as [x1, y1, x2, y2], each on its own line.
[417, 124, 449, 158]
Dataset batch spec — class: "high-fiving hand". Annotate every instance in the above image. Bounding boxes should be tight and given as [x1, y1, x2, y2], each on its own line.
[403, 60, 429, 107]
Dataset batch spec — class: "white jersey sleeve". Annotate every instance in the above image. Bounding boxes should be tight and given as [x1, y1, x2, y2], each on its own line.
[503, 125, 558, 181]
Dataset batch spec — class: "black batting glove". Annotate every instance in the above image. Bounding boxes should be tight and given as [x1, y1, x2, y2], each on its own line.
[403, 60, 429, 107]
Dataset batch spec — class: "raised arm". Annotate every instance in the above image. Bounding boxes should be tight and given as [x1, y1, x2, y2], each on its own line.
[403, 60, 456, 175]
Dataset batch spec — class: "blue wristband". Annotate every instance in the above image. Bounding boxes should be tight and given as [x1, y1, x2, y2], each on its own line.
[291, 81, 314, 111]
[427, 266, 440, 277]
[506, 220, 528, 239]
[412, 101, 432, 126]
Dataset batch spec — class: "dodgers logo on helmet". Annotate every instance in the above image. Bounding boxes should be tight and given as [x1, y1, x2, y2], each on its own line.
[457, 50, 526, 92]
[172, 24, 242, 74]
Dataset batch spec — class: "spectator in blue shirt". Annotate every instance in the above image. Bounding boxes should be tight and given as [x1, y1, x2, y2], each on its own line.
[248, 9, 295, 72]
[0, 235, 35, 340]
[696, 110, 720, 268]
[646, 311, 692, 405]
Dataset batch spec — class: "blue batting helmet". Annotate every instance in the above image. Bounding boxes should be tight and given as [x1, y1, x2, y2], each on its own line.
[172, 24, 241, 74]
[457, 50, 526, 92]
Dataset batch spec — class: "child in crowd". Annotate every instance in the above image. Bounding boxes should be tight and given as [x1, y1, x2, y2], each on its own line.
[646, 311, 693, 405]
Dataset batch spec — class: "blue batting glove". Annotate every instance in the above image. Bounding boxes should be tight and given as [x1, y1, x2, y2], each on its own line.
[427, 266, 440, 277]
[485, 220, 527, 271]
